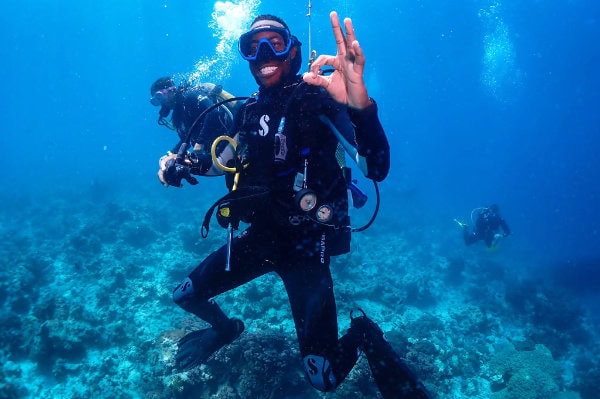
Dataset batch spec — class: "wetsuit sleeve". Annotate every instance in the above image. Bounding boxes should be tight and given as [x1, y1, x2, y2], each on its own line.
[348, 100, 390, 182]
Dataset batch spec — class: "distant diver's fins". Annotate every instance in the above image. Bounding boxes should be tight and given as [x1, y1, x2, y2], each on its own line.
[175, 318, 244, 371]
[488, 233, 502, 251]
[348, 309, 431, 399]
[453, 218, 467, 229]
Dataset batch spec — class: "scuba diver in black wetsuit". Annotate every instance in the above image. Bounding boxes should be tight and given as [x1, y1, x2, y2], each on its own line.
[150, 77, 239, 187]
[158, 12, 430, 399]
[457, 204, 511, 248]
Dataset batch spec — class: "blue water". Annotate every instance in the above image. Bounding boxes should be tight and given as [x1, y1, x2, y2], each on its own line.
[1, 0, 599, 398]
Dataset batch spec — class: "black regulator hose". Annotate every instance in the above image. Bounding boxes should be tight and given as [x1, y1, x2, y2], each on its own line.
[351, 180, 380, 233]
[177, 96, 251, 160]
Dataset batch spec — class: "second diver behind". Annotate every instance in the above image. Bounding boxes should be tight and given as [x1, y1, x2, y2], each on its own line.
[456, 204, 511, 249]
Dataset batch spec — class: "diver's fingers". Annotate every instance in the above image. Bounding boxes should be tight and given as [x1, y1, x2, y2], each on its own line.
[302, 71, 330, 88]
[309, 54, 338, 74]
[159, 153, 176, 169]
[352, 40, 366, 70]
[344, 18, 357, 46]
[158, 153, 176, 187]
[157, 169, 168, 187]
[159, 157, 167, 170]
[330, 11, 346, 56]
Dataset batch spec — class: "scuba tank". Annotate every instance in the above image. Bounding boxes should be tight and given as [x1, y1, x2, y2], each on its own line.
[194, 82, 239, 115]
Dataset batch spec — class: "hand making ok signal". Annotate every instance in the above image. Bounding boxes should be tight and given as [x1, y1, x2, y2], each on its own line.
[303, 11, 372, 110]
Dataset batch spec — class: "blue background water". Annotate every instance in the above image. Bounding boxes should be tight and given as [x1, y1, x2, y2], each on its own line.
[3, 0, 598, 261]
[2, 0, 599, 398]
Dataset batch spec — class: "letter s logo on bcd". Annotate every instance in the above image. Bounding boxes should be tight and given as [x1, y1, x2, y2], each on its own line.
[258, 114, 270, 136]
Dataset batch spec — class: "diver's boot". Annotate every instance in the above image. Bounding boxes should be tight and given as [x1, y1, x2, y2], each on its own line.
[348, 309, 431, 399]
[175, 317, 244, 371]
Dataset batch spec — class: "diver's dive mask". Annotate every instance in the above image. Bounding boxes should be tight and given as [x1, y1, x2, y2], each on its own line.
[150, 86, 175, 106]
[238, 26, 294, 62]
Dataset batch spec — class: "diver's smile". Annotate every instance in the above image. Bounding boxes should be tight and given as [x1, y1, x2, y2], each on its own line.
[258, 64, 279, 77]
[250, 59, 288, 88]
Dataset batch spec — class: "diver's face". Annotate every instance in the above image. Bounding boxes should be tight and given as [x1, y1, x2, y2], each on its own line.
[248, 31, 296, 88]
[150, 86, 176, 108]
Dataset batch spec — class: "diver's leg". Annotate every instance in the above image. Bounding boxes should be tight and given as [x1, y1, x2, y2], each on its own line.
[279, 248, 359, 392]
[485, 231, 499, 248]
[464, 229, 478, 245]
[172, 229, 270, 370]
[346, 310, 431, 398]
[173, 228, 269, 321]
[280, 240, 429, 397]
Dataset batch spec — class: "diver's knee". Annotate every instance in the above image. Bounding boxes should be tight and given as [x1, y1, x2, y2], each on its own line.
[303, 355, 337, 392]
[172, 277, 195, 306]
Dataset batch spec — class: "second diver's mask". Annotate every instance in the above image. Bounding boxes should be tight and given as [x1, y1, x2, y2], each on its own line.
[151, 85, 177, 130]
[238, 24, 294, 63]
[150, 86, 176, 107]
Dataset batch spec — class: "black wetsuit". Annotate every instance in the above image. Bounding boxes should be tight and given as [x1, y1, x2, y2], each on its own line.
[168, 85, 236, 154]
[173, 76, 390, 390]
[464, 209, 511, 247]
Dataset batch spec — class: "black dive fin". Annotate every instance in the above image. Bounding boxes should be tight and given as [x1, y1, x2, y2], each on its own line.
[175, 328, 222, 371]
[350, 310, 431, 399]
[174, 318, 244, 371]
[365, 339, 430, 399]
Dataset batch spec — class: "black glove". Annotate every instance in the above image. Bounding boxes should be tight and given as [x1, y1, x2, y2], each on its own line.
[163, 158, 199, 187]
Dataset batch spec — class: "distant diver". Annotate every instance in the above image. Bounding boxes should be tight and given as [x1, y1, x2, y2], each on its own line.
[455, 204, 511, 249]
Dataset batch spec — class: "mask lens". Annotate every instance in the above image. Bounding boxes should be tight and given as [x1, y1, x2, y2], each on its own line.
[238, 27, 292, 61]
[150, 88, 172, 106]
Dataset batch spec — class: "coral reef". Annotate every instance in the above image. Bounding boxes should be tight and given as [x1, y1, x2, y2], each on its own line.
[488, 341, 561, 399]
[0, 188, 598, 398]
